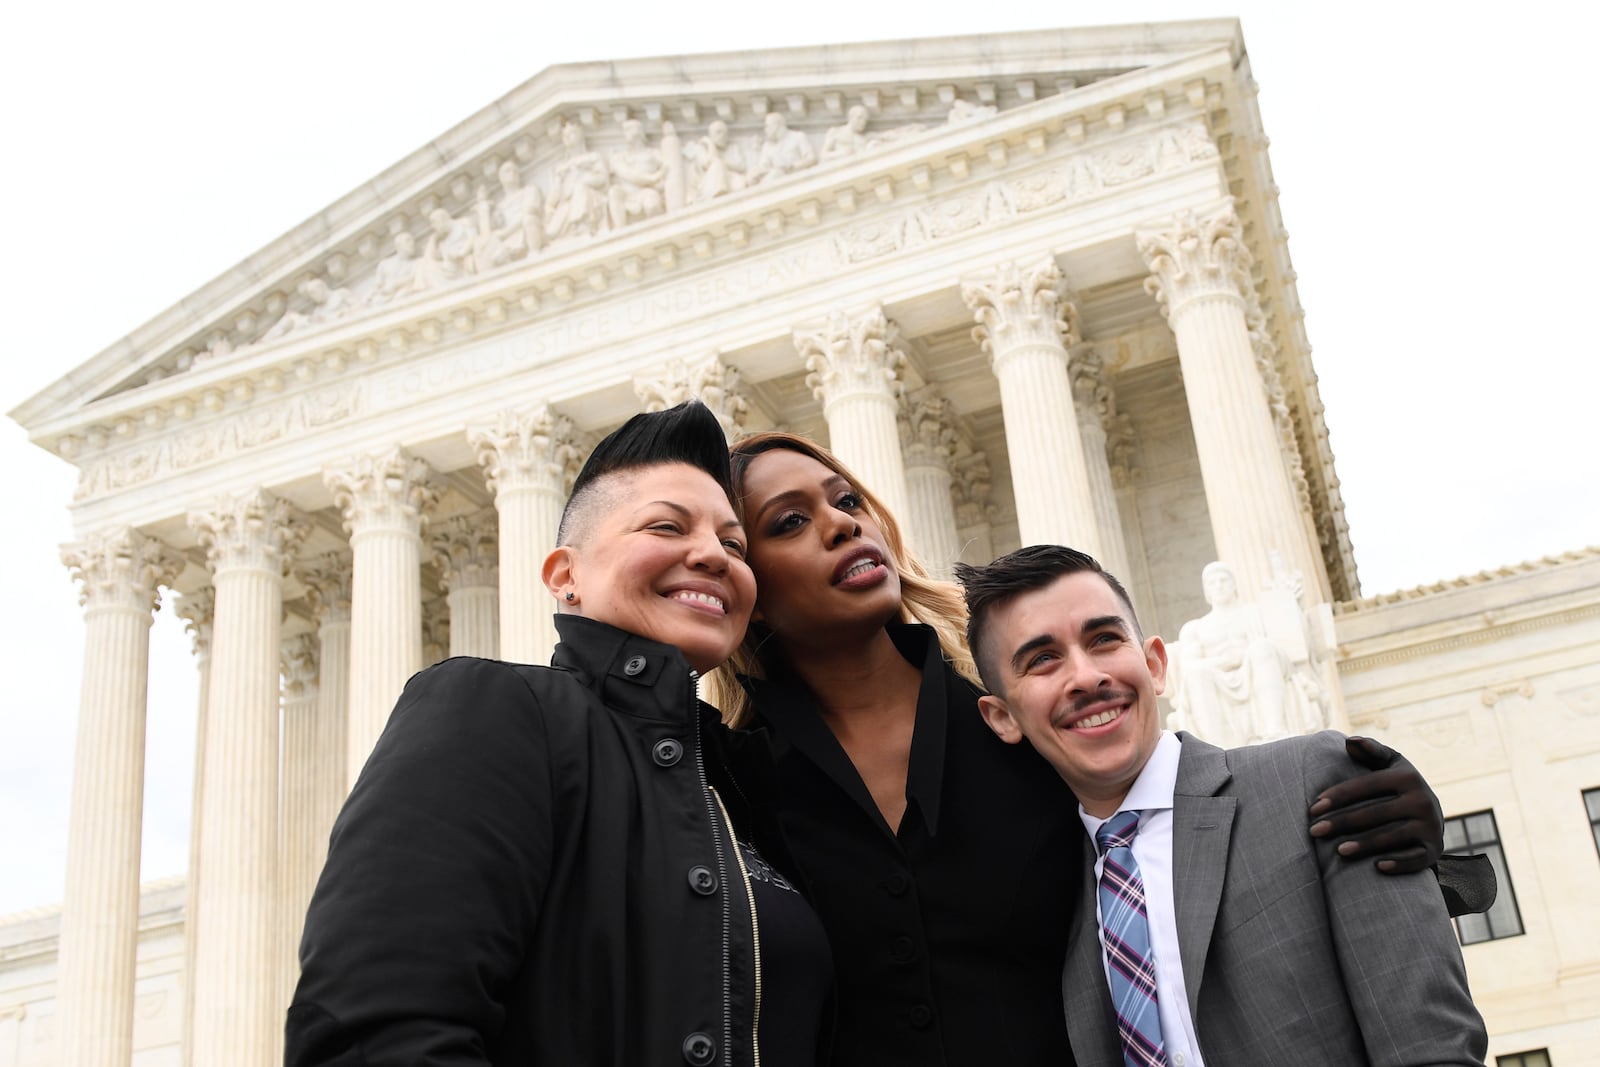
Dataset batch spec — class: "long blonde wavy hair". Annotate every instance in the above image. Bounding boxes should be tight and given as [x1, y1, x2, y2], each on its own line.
[706, 431, 982, 728]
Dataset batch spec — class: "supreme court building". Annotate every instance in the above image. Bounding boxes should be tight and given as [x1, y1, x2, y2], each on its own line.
[5, 20, 1599, 1066]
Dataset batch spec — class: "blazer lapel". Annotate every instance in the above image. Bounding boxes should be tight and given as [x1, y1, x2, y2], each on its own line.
[1169, 732, 1236, 1024]
[1062, 830, 1123, 1067]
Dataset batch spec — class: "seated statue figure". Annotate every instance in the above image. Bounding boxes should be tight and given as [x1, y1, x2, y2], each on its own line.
[368, 231, 421, 306]
[474, 161, 544, 270]
[1170, 560, 1329, 747]
[687, 120, 747, 202]
[607, 119, 667, 229]
[821, 105, 871, 161]
[417, 207, 479, 288]
[751, 112, 816, 185]
[545, 121, 610, 241]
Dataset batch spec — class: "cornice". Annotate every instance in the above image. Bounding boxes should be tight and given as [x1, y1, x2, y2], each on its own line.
[11, 33, 1238, 436]
[1336, 546, 1600, 613]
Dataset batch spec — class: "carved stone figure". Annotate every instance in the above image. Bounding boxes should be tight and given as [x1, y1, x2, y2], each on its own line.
[821, 105, 871, 160]
[607, 119, 667, 229]
[752, 112, 816, 185]
[545, 121, 610, 241]
[368, 231, 421, 306]
[417, 207, 479, 288]
[263, 278, 354, 340]
[474, 161, 544, 269]
[688, 120, 747, 202]
[945, 99, 998, 124]
[1169, 560, 1329, 746]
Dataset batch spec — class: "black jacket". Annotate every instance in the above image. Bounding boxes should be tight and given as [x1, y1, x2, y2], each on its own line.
[287, 615, 781, 1066]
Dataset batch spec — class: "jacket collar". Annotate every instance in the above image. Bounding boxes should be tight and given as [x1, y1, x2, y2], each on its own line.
[550, 613, 703, 723]
[741, 622, 950, 839]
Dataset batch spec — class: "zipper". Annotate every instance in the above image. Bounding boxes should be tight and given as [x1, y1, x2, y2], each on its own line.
[691, 669, 735, 1064]
[712, 785, 762, 1067]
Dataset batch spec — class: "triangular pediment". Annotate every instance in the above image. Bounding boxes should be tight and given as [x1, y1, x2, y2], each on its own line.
[10, 20, 1242, 431]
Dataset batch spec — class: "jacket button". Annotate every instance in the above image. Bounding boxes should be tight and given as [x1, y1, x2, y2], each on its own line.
[624, 654, 647, 676]
[652, 738, 684, 766]
[890, 935, 916, 962]
[909, 1003, 933, 1029]
[687, 865, 719, 895]
[884, 873, 909, 896]
[682, 1032, 716, 1065]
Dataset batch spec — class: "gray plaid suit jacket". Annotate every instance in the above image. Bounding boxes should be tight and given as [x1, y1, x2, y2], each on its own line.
[1061, 731, 1487, 1066]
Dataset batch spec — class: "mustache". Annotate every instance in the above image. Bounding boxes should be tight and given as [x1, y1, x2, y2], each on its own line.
[1061, 688, 1137, 717]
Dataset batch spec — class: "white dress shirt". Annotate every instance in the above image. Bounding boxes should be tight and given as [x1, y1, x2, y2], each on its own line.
[1080, 731, 1206, 1067]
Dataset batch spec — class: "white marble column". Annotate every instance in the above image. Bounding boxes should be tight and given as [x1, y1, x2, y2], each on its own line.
[898, 388, 961, 579]
[794, 306, 910, 521]
[635, 354, 752, 440]
[172, 588, 214, 1067]
[325, 448, 436, 787]
[422, 598, 451, 667]
[950, 446, 998, 566]
[276, 634, 319, 1017]
[1137, 203, 1322, 596]
[1068, 348, 1134, 581]
[55, 528, 182, 1067]
[187, 491, 305, 1067]
[470, 407, 582, 665]
[298, 553, 351, 865]
[431, 512, 500, 659]
[963, 258, 1102, 554]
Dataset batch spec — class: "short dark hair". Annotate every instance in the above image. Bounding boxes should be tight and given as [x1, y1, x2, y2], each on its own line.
[557, 401, 731, 545]
[955, 545, 1141, 694]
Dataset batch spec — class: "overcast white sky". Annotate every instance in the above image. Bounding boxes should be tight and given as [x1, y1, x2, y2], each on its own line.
[2, 1, 1596, 915]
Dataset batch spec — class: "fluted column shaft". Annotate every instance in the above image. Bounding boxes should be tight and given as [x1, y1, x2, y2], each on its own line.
[1139, 204, 1322, 596]
[1070, 352, 1133, 582]
[188, 491, 304, 1067]
[964, 259, 1102, 554]
[173, 589, 214, 1067]
[277, 635, 319, 1020]
[471, 408, 580, 665]
[326, 449, 435, 786]
[796, 306, 910, 522]
[899, 390, 961, 579]
[57, 529, 181, 1067]
[432, 512, 500, 659]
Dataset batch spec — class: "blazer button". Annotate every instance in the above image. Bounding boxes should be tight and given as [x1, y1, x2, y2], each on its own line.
[652, 738, 684, 766]
[889, 935, 916, 962]
[687, 865, 719, 895]
[624, 654, 647, 676]
[883, 873, 909, 896]
[909, 1003, 933, 1029]
[682, 1032, 717, 1065]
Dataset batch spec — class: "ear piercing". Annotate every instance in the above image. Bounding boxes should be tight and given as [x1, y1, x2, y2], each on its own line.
[565, 591, 576, 602]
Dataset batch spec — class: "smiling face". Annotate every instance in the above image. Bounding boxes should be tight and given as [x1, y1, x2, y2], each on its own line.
[738, 447, 901, 644]
[976, 571, 1168, 817]
[542, 462, 756, 674]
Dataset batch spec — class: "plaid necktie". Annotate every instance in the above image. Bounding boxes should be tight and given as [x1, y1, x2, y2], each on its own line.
[1096, 810, 1169, 1067]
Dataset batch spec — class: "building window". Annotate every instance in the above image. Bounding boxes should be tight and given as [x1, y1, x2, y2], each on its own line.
[1586, 788, 1600, 859]
[1497, 1051, 1551, 1067]
[1443, 810, 1523, 944]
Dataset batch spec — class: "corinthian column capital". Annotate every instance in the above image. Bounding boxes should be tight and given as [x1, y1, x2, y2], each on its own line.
[430, 512, 499, 593]
[60, 527, 184, 616]
[898, 387, 957, 468]
[280, 634, 319, 699]
[962, 257, 1080, 358]
[469, 406, 584, 498]
[1137, 201, 1254, 316]
[189, 490, 308, 577]
[795, 306, 907, 409]
[175, 587, 216, 657]
[634, 355, 751, 439]
[1068, 347, 1113, 425]
[298, 552, 353, 626]
[324, 449, 438, 538]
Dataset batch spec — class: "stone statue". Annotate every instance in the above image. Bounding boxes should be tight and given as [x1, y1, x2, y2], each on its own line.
[474, 161, 544, 269]
[607, 119, 667, 229]
[821, 105, 871, 160]
[545, 121, 610, 242]
[751, 112, 816, 185]
[417, 207, 479, 288]
[264, 278, 354, 340]
[687, 120, 747, 202]
[945, 98, 998, 125]
[368, 231, 421, 306]
[1169, 560, 1330, 746]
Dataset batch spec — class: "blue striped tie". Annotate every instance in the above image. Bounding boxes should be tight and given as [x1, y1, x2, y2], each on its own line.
[1096, 810, 1168, 1067]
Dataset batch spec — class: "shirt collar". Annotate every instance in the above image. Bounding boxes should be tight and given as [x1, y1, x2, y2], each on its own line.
[1078, 730, 1181, 840]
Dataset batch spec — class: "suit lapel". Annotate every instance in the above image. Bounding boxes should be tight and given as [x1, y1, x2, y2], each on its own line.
[1062, 830, 1124, 1067]
[1169, 732, 1235, 1024]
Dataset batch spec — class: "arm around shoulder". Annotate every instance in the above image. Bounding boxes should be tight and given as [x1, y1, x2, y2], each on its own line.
[287, 657, 557, 1065]
[1302, 732, 1488, 1066]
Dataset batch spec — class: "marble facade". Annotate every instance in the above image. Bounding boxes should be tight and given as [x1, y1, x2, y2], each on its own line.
[5, 20, 1597, 1066]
